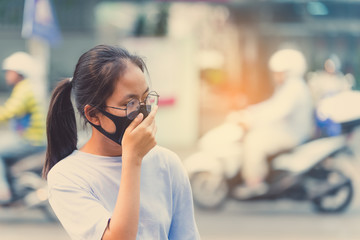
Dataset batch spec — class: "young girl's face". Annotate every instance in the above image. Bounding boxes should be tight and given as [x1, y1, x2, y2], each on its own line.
[99, 62, 149, 134]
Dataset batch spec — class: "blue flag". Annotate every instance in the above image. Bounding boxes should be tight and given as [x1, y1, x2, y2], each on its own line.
[22, 0, 62, 46]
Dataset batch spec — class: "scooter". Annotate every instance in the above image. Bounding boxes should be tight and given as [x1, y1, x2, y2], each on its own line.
[184, 90, 360, 213]
[1, 150, 56, 221]
[0, 130, 91, 221]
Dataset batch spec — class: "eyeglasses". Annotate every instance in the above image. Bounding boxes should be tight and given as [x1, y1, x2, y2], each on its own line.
[105, 91, 159, 120]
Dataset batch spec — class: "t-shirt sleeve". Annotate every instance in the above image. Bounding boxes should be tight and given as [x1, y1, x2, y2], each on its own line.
[167, 152, 201, 240]
[47, 171, 111, 240]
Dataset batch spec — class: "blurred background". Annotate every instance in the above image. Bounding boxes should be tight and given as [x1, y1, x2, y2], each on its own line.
[1, 0, 360, 239]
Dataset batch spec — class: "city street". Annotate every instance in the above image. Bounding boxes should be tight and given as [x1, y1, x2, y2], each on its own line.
[1, 198, 360, 240]
[2, 0, 360, 239]
[2, 152, 360, 240]
[1, 144, 360, 240]
[1, 146, 360, 240]
[2, 129, 360, 240]
[196, 200, 360, 240]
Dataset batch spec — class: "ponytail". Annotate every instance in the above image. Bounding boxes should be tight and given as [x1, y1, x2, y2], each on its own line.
[43, 78, 77, 179]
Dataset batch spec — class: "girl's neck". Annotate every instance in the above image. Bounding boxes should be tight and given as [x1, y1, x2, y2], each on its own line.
[80, 131, 123, 157]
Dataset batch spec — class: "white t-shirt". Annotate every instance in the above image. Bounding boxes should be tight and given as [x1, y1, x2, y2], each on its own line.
[47, 146, 200, 240]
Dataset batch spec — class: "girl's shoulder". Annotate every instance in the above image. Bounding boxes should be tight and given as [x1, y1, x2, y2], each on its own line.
[48, 150, 82, 174]
[47, 150, 101, 187]
[146, 145, 186, 175]
[47, 151, 82, 181]
[148, 145, 178, 158]
[147, 145, 181, 165]
[49, 150, 122, 175]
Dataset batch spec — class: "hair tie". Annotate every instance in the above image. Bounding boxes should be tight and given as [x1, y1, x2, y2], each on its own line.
[69, 77, 73, 82]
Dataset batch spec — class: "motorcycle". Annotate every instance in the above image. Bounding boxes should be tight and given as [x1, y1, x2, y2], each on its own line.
[0, 130, 91, 221]
[184, 90, 360, 213]
[1, 149, 56, 221]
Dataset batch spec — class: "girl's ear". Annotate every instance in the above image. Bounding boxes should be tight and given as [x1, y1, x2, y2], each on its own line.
[84, 104, 100, 125]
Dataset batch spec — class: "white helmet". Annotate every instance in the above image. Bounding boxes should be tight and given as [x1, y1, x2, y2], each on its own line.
[2, 52, 35, 77]
[268, 49, 307, 77]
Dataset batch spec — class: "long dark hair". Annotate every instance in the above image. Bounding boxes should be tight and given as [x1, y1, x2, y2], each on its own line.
[43, 45, 146, 178]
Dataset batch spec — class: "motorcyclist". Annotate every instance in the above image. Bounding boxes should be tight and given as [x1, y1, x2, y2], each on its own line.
[0, 52, 46, 203]
[308, 54, 355, 137]
[229, 48, 314, 198]
[308, 54, 354, 105]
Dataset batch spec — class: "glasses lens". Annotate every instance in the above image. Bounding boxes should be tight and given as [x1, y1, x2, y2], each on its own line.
[146, 94, 159, 112]
[125, 93, 159, 120]
[126, 99, 140, 120]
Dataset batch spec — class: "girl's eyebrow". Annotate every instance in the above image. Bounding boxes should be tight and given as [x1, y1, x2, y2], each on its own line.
[118, 87, 150, 104]
[126, 87, 150, 99]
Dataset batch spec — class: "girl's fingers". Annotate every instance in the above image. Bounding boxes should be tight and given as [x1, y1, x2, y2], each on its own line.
[126, 106, 157, 140]
[147, 116, 156, 134]
[140, 106, 158, 126]
[152, 124, 157, 136]
[126, 113, 144, 132]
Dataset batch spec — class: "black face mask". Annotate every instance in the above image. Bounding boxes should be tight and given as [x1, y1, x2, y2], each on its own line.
[87, 105, 149, 145]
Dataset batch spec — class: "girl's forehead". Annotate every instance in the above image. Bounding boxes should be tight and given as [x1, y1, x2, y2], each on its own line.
[111, 65, 148, 98]
[120, 62, 146, 83]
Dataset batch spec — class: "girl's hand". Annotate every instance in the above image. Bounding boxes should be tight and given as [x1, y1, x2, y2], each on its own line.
[121, 106, 158, 165]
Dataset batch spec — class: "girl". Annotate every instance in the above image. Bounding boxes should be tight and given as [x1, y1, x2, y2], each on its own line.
[44, 45, 200, 240]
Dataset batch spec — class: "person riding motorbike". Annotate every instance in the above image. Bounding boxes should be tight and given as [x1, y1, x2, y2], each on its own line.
[228, 48, 314, 198]
[308, 54, 355, 137]
[308, 54, 355, 105]
[0, 52, 46, 203]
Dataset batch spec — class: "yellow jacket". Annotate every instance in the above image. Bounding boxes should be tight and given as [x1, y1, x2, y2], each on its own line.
[0, 79, 46, 146]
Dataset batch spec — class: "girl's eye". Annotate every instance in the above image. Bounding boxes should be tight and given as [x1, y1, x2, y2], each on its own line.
[126, 99, 139, 110]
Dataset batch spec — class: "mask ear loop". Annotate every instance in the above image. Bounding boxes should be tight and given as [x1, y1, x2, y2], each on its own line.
[84, 106, 132, 145]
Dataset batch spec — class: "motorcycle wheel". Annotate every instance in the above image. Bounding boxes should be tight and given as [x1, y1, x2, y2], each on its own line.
[190, 171, 228, 210]
[312, 180, 353, 214]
